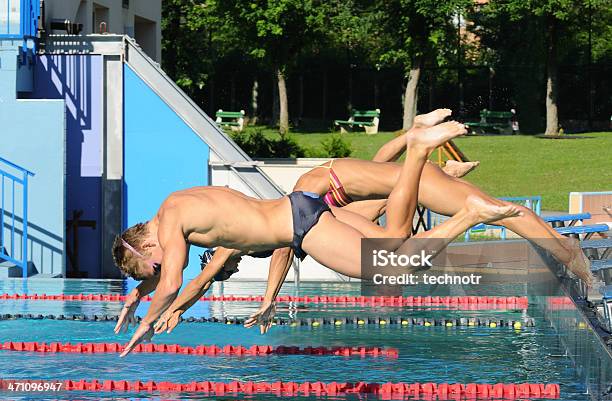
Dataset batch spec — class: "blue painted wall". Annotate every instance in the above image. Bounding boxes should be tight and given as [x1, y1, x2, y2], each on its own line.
[27, 55, 104, 278]
[0, 45, 65, 276]
[123, 65, 210, 283]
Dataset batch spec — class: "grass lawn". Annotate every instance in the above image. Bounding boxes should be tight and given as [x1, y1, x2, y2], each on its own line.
[244, 127, 612, 211]
[451, 133, 612, 211]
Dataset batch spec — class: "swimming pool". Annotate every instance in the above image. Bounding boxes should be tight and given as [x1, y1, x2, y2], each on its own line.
[0, 279, 602, 400]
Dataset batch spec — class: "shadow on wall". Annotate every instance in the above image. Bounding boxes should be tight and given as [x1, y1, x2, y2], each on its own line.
[26, 54, 104, 278]
[2, 210, 63, 276]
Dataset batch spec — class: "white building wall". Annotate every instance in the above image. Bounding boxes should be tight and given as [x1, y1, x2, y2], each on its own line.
[43, 0, 161, 61]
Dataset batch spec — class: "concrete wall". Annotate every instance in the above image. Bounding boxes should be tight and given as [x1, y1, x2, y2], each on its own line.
[0, 0, 22, 35]
[124, 64, 210, 282]
[257, 158, 330, 193]
[569, 191, 612, 225]
[42, 0, 161, 61]
[26, 54, 104, 278]
[0, 44, 65, 277]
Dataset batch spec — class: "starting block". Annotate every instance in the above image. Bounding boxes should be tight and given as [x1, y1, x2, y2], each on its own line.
[555, 224, 610, 239]
[581, 238, 612, 260]
[592, 259, 612, 273]
[600, 285, 612, 332]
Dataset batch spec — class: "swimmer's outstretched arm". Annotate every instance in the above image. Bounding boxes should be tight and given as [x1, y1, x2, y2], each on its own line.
[154, 247, 237, 334]
[372, 129, 408, 162]
[120, 219, 188, 357]
[264, 247, 294, 301]
[244, 247, 294, 334]
[114, 275, 160, 334]
[153, 280, 213, 334]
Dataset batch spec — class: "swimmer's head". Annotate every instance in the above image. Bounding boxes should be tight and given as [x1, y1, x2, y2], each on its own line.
[224, 254, 242, 273]
[112, 222, 162, 280]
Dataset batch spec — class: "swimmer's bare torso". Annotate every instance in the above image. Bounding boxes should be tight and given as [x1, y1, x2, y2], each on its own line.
[296, 158, 402, 201]
[153, 186, 293, 253]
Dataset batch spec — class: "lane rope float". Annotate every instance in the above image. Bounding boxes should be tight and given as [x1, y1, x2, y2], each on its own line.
[0, 342, 398, 358]
[546, 297, 575, 310]
[0, 313, 534, 328]
[0, 379, 560, 398]
[0, 293, 529, 308]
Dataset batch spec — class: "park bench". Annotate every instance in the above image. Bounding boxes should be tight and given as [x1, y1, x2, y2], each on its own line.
[465, 109, 515, 135]
[216, 109, 245, 132]
[334, 109, 380, 134]
[544, 213, 591, 228]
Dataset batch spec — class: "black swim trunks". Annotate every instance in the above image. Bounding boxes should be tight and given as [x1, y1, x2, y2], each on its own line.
[200, 250, 239, 282]
[201, 192, 330, 272]
[288, 191, 331, 260]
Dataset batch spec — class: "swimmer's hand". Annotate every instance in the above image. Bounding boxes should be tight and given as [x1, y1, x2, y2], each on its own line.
[154, 309, 184, 334]
[119, 322, 154, 357]
[244, 301, 277, 334]
[114, 298, 140, 334]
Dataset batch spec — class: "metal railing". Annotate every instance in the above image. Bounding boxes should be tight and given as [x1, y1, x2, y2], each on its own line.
[0, 0, 40, 44]
[0, 156, 35, 278]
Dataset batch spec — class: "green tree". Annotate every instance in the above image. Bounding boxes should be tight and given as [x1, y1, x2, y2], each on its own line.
[375, 0, 471, 129]
[484, 0, 610, 135]
[162, 0, 247, 110]
[212, 0, 328, 134]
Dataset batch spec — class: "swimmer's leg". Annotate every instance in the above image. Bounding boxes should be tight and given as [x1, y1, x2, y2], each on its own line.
[302, 196, 520, 278]
[301, 213, 365, 278]
[397, 196, 521, 257]
[372, 109, 452, 163]
[340, 199, 388, 222]
[416, 162, 596, 284]
[381, 122, 468, 239]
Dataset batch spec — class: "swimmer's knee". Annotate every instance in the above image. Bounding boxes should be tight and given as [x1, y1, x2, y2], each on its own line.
[293, 175, 314, 192]
[381, 227, 412, 240]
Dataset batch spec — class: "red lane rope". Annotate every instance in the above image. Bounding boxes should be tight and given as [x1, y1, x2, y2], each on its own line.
[0, 342, 398, 358]
[0, 293, 529, 308]
[0, 379, 560, 398]
[546, 297, 575, 310]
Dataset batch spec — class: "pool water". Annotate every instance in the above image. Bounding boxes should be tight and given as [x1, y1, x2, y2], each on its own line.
[0, 279, 590, 400]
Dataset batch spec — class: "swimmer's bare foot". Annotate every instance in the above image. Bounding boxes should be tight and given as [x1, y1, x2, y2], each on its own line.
[407, 121, 467, 153]
[444, 160, 480, 178]
[603, 206, 612, 217]
[414, 109, 452, 128]
[567, 247, 597, 286]
[558, 237, 597, 286]
[464, 195, 522, 224]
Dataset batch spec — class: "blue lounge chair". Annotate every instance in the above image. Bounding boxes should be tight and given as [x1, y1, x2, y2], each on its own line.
[544, 213, 591, 228]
